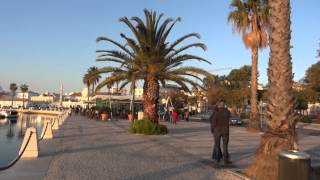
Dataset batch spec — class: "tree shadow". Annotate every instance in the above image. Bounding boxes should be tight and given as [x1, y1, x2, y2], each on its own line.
[168, 126, 210, 135]
[128, 159, 232, 180]
[40, 140, 147, 157]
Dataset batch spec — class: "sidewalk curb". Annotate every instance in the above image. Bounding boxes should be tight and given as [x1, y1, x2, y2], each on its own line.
[297, 122, 320, 131]
[226, 169, 251, 180]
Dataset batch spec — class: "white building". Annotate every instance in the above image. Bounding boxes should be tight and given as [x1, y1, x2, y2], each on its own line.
[134, 88, 144, 98]
[16, 91, 39, 100]
[0, 97, 29, 108]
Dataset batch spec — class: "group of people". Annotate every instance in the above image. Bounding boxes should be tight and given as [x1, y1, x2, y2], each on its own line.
[70, 106, 100, 119]
[170, 109, 190, 124]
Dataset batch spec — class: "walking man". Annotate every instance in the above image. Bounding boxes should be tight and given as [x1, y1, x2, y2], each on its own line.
[210, 101, 232, 165]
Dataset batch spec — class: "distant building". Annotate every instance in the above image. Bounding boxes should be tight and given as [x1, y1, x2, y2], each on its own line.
[16, 91, 39, 100]
[134, 88, 144, 98]
[31, 93, 58, 102]
[293, 82, 304, 91]
[257, 83, 266, 90]
[0, 97, 29, 108]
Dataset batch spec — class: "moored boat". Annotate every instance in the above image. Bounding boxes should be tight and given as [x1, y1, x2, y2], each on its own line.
[0, 110, 19, 119]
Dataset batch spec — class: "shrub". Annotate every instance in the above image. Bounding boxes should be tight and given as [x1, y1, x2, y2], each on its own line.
[312, 119, 320, 124]
[301, 116, 312, 123]
[129, 118, 168, 135]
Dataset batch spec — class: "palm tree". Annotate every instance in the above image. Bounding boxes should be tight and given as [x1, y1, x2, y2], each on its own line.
[228, 0, 269, 130]
[20, 84, 28, 109]
[96, 9, 213, 122]
[9, 83, 18, 108]
[87, 66, 101, 96]
[246, 0, 298, 179]
[94, 65, 139, 118]
[83, 73, 91, 109]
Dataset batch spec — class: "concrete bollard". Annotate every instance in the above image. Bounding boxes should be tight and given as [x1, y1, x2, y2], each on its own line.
[58, 117, 63, 126]
[40, 121, 53, 139]
[19, 127, 39, 158]
[138, 111, 144, 120]
[52, 119, 59, 130]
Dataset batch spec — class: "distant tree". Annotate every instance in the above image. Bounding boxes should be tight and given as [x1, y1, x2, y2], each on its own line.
[87, 66, 101, 95]
[304, 88, 319, 104]
[9, 83, 18, 108]
[20, 84, 28, 109]
[228, 0, 269, 130]
[304, 61, 320, 92]
[227, 65, 251, 88]
[82, 73, 91, 109]
[294, 90, 309, 114]
[168, 90, 188, 109]
[257, 89, 267, 102]
[227, 87, 250, 114]
[203, 75, 229, 89]
[206, 87, 229, 106]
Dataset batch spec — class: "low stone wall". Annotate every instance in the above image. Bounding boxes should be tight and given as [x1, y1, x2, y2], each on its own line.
[18, 109, 64, 116]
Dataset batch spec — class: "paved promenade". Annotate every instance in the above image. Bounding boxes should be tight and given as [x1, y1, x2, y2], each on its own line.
[1, 115, 320, 180]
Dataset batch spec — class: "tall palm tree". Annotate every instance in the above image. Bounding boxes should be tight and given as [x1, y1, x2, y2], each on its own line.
[20, 84, 28, 109]
[246, 0, 298, 179]
[228, 0, 269, 130]
[83, 73, 91, 109]
[87, 66, 101, 96]
[9, 83, 18, 108]
[96, 9, 213, 122]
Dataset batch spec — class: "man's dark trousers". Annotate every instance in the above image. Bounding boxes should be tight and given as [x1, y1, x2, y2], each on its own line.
[212, 127, 229, 162]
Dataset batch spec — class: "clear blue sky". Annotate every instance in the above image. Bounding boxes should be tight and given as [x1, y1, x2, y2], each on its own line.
[0, 0, 319, 93]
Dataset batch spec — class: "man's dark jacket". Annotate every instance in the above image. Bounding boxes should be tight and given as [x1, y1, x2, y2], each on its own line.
[210, 108, 230, 135]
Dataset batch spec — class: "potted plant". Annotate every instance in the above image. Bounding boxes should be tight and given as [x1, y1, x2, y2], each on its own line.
[100, 107, 110, 121]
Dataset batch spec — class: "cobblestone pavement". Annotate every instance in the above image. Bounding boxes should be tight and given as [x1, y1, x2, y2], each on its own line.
[1, 115, 319, 180]
[43, 116, 241, 180]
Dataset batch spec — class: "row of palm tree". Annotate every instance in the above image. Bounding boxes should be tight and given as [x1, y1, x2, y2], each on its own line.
[9, 83, 29, 109]
[84, 0, 296, 177]
[83, 67, 101, 108]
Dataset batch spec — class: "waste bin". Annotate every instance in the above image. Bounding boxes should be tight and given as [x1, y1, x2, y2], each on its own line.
[279, 150, 311, 180]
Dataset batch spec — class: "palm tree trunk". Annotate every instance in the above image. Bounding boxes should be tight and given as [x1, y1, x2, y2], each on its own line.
[245, 1, 298, 179]
[109, 88, 112, 118]
[22, 93, 25, 109]
[11, 95, 14, 108]
[249, 47, 260, 130]
[143, 75, 159, 123]
[87, 85, 90, 109]
[130, 87, 135, 116]
[116, 81, 119, 93]
[92, 84, 95, 96]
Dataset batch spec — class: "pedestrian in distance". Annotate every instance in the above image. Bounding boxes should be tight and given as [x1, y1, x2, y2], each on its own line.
[210, 101, 232, 165]
[172, 109, 178, 124]
[184, 110, 190, 122]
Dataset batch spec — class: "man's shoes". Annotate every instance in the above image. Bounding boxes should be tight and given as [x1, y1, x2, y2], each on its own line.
[223, 160, 232, 165]
[212, 159, 220, 165]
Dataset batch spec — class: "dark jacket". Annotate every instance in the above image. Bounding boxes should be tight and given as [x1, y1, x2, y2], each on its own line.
[210, 107, 230, 134]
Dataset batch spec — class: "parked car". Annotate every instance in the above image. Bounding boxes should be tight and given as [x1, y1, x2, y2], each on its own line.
[229, 115, 243, 126]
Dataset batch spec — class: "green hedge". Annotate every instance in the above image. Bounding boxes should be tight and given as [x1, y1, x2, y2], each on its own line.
[129, 118, 168, 135]
[301, 116, 312, 123]
[312, 119, 320, 124]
